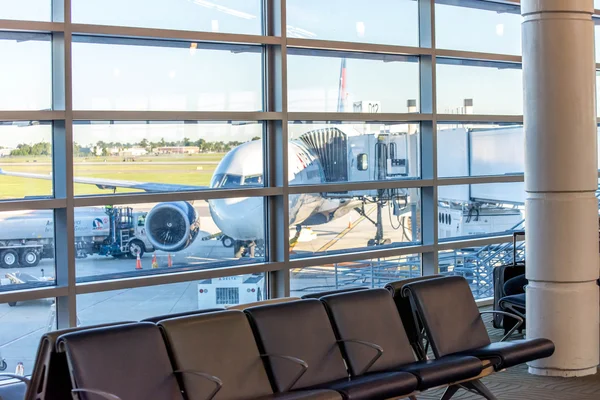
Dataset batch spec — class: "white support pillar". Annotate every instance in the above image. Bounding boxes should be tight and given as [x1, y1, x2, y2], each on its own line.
[522, 0, 599, 377]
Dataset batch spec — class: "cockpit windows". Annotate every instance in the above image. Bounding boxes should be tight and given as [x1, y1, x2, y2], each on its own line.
[243, 175, 263, 185]
[210, 173, 263, 188]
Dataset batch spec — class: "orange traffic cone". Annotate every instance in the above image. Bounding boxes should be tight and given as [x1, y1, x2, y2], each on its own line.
[167, 254, 173, 267]
[151, 253, 158, 269]
[135, 253, 142, 270]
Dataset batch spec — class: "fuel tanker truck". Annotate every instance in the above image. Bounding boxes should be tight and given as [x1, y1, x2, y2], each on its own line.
[0, 201, 201, 268]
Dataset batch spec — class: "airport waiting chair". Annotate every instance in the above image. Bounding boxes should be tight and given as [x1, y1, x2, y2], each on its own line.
[385, 276, 444, 360]
[402, 276, 555, 400]
[58, 323, 185, 400]
[159, 310, 341, 400]
[300, 287, 368, 299]
[497, 274, 527, 326]
[245, 299, 419, 400]
[320, 289, 483, 394]
[141, 308, 223, 324]
[225, 297, 300, 310]
[25, 322, 134, 400]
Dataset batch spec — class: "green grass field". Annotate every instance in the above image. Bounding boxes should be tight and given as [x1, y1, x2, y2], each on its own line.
[0, 153, 225, 200]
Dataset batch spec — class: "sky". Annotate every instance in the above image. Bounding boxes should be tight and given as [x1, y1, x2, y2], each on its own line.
[0, 0, 596, 148]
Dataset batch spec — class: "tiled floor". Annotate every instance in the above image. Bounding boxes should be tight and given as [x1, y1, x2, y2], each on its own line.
[417, 312, 600, 400]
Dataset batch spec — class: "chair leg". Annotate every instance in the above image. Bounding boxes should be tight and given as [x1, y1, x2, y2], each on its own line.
[463, 380, 498, 400]
[440, 384, 460, 400]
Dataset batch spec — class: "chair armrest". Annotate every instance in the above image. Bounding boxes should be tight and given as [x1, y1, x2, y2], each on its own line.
[174, 370, 223, 400]
[261, 354, 308, 392]
[72, 388, 122, 400]
[480, 310, 524, 342]
[338, 339, 384, 375]
[0, 374, 29, 387]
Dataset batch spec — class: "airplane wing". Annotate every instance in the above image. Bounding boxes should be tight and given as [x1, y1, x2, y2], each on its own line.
[0, 168, 207, 192]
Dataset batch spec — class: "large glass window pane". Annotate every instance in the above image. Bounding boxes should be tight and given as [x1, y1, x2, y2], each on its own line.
[77, 275, 266, 324]
[0, 299, 55, 379]
[288, 122, 420, 184]
[286, 0, 418, 46]
[435, 0, 521, 55]
[438, 183, 524, 241]
[288, 188, 421, 259]
[288, 50, 419, 112]
[72, 37, 262, 111]
[72, 121, 263, 196]
[0, 123, 53, 200]
[437, 59, 523, 115]
[290, 254, 421, 297]
[595, 23, 600, 63]
[439, 241, 524, 300]
[0, 34, 52, 111]
[75, 199, 265, 283]
[437, 123, 524, 178]
[0, 1, 51, 21]
[0, 210, 56, 284]
[72, 0, 262, 35]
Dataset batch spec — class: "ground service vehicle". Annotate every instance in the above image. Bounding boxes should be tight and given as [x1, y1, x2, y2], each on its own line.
[0, 206, 154, 268]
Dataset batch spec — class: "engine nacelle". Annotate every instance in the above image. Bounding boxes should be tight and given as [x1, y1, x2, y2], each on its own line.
[144, 201, 199, 252]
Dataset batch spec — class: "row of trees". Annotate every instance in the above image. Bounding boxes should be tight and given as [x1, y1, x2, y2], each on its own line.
[7, 137, 261, 157]
[9, 142, 52, 156]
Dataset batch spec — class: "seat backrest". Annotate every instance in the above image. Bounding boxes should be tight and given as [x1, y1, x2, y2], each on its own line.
[141, 308, 223, 323]
[226, 297, 300, 310]
[385, 276, 443, 354]
[321, 289, 416, 376]
[300, 287, 368, 299]
[403, 276, 491, 358]
[245, 299, 348, 392]
[27, 322, 134, 400]
[58, 322, 183, 400]
[159, 310, 273, 400]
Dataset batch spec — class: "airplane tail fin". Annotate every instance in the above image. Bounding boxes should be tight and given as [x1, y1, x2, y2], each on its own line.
[337, 57, 347, 112]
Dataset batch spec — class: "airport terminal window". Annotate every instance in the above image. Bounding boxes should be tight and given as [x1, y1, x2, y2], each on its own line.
[436, 59, 523, 115]
[286, 0, 418, 46]
[0, 0, 540, 363]
[288, 189, 421, 259]
[71, 121, 263, 196]
[290, 254, 421, 298]
[77, 274, 266, 324]
[596, 23, 600, 63]
[0, 34, 52, 111]
[439, 242, 524, 300]
[288, 50, 419, 113]
[74, 199, 266, 283]
[288, 122, 420, 183]
[438, 183, 524, 242]
[0, 210, 56, 289]
[0, 123, 53, 200]
[72, 38, 263, 111]
[0, 299, 55, 380]
[437, 123, 524, 178]
[0, 0, 51, 21]
[71, 0, 263, 35]
[435, 0, 521, 55]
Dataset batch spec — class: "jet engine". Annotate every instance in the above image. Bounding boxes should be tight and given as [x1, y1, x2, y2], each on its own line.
[144, 201, 199, 252]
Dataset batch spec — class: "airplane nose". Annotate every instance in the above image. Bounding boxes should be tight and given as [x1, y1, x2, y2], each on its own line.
[208, 197, 264, 241]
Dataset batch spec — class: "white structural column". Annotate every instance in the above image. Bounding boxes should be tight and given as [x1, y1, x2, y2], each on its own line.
[522, 0, 599, 377]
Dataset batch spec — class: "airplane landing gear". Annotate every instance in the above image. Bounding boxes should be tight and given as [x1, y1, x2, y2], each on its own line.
[233, 240, 265, 258]
[357, 196, 392, 247]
